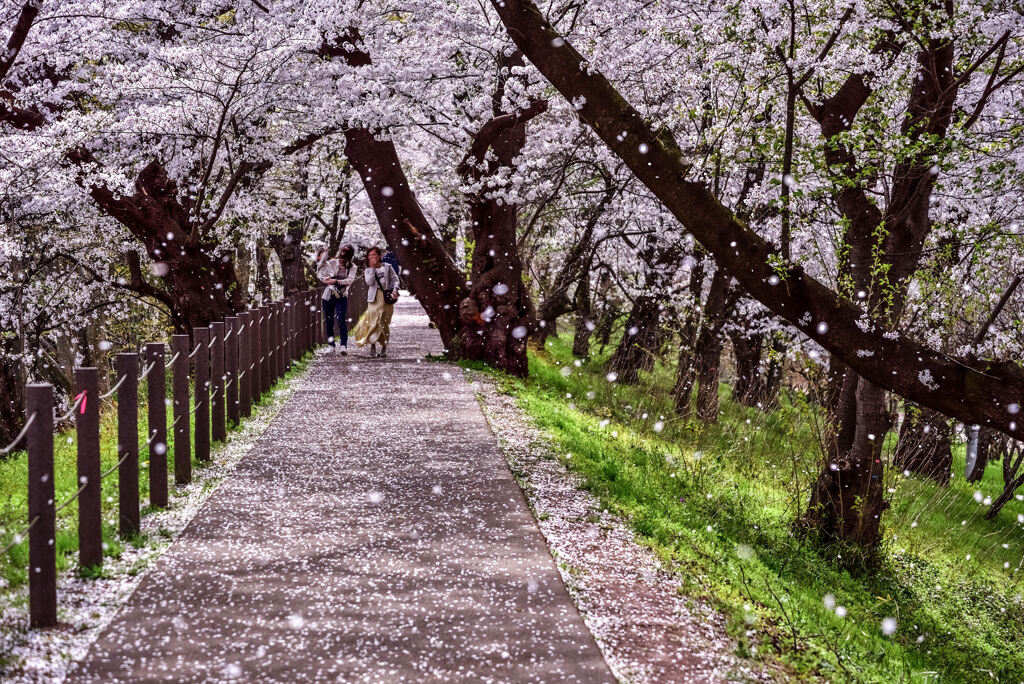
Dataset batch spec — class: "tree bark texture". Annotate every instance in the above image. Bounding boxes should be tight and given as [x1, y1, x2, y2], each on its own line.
[894, 404, 952, 485]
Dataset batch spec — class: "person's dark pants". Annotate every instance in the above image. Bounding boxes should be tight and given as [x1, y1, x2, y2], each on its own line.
[322, 297, 349, 347]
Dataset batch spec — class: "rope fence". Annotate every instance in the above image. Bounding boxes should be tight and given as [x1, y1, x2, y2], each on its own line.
[0, 412, 36, 455]
[4, 289, 326, 629]
[98, 374, 128, 400]
[54, 393, 86, 423]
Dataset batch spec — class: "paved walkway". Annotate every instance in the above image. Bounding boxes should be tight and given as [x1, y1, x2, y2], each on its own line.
[68, 297, 612, 683]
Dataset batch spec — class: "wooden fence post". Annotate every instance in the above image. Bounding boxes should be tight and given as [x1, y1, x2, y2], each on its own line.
[210, 321, 226, 443]
[267, 304, 277, 383]
[238, 312, 252, 417]
[284, 301, 292, 370]
[308, 291, 316, 352]
[288, 297, 296, 364]
[250, 307, 262, 403]
[283, 299, 290, 368]
[315, 289, 323, 345]
[75, 368, 102, 569]
[193, 328, 210, 462]
[226, 317, 240, 426]
[26, 383, 56, 628]
[145, 344, 167, 509]
[272, 302, 282, 381]
[308, 291, 315, 352]
[116, 353, 140, 537]
[260, 306, 271, 393]
[171, 335, 192, 485]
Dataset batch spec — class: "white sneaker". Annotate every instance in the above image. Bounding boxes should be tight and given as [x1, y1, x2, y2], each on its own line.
[339, 345, 348, 356]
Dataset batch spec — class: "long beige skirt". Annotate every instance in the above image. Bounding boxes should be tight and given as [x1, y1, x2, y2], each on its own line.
[353, 289, 395, 348]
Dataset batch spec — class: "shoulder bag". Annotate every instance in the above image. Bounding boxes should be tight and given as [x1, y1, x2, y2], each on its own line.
[374, 269, 398, 305]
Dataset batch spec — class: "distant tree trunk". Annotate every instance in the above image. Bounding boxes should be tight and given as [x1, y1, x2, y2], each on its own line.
[986, 442, 1024, 519]
[255, 241, 272, 304]
[671, 258, 707, 415]
[571, 269, 593, 357]
[270, 222, 307, 296]
[894, 404, 952, 484]
[533, 182, 617, 342]
[608, 295, 660, 384]
[0, 354, 24, 449]
[730, 330, 766, 407]
[695, 333, 725, 423]
[966, 426, 998, 483]
[674, 265, 733, 420]
[761, 337, 786, 410]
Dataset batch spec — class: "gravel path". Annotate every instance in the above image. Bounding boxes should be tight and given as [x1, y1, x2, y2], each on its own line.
[66, 297, 612, 683]
[469, 374, 778, 683]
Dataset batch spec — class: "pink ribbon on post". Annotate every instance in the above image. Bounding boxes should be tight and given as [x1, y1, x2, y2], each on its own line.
[76, 390, 87, 415]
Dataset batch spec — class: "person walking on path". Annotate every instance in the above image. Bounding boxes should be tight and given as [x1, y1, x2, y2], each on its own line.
[318, 244, 358, 354]
[353, 245, 400, 358]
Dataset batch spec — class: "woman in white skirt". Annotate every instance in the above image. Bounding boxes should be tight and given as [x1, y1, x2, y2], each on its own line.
[353, 245, 400, 357]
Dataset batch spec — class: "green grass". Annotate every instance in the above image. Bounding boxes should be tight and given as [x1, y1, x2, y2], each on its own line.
[0, 354, 312, 595]
[468, 334, 1024, 682]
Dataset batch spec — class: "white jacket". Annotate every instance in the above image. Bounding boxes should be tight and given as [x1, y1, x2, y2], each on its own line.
[364, 264, 399, 303]
[318, 258, 357, 300]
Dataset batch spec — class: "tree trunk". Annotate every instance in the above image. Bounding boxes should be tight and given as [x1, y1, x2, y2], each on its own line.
[966, 426, 998, 483]
[608, 295, 660, 384]
[0, 354, 24, 449]
[460, 194, 535, 376]
[760, 337, 785, 411]
[674, 266, 732, 419]
[76, 159, 243, 331]
[455, 54, 544, 376]
[730, 330, 766, 407]
[571, 269, 593, 357]
[894, 404, 952, 484]
[986, 443, 1024, 519]
[806, 377, 891, 548]
[270, 223, 308, 296]
[695, 333, 725, 423]
[255, 240, 272, 304]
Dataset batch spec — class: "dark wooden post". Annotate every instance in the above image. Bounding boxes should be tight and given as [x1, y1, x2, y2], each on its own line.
[193, 328, 210, 462]
[270, 303, 280, 381]
[260, 306, 272, 393]
[280, 301, 288, 374]
[26, 383, 56, 628]
[145, 344, 167, 509]
[226, 317, 240, 426]
[308, 291, 315, 352]
[171, 335, 192, 485]
[238, 312, 252, 417]
[280, 301, 288, 370]
[295, 295, 302, 360]
[252, 307, 264, 402]
[75, 368, 102, 569]
[287, 298, 296, 365]
[116, 353, 140, 536]
[210, 321, 226, 443]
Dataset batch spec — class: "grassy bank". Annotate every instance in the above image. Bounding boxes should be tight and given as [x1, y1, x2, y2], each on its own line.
[0, 357, 311, 593]
[470, 335, 1024, 682]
